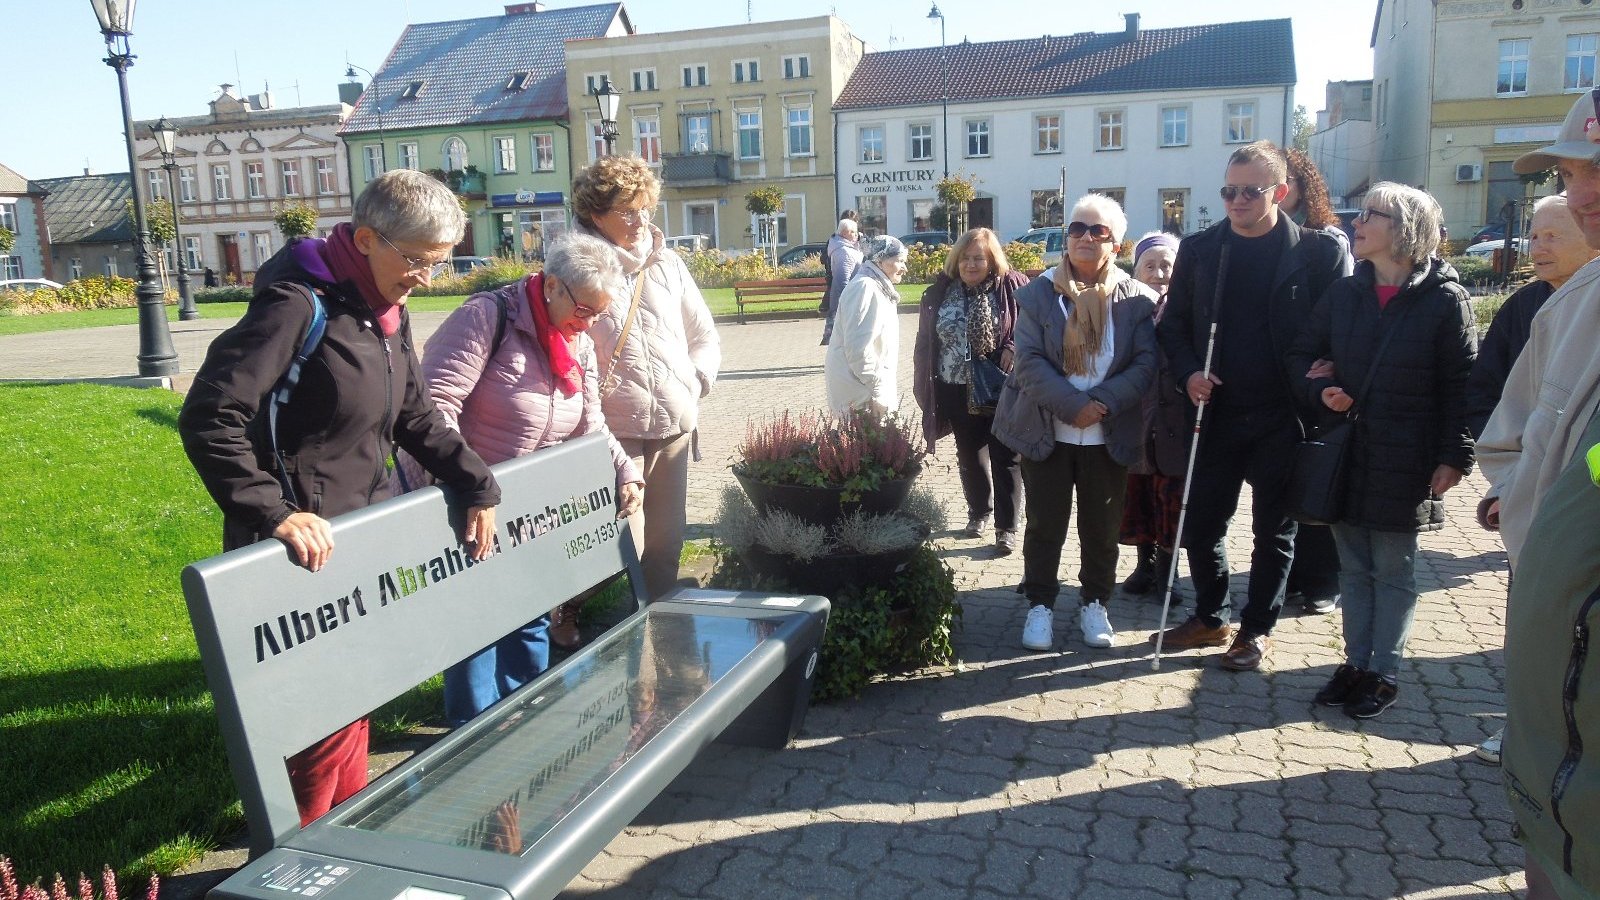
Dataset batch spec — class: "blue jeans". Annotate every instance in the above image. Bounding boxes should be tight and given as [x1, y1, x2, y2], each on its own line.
[442, 615, 551, 725]
[1331, 525, 1419, 679]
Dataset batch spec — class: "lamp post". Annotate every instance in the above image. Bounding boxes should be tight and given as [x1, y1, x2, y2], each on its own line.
[928, 3, 949, 180]
[593, 77, 621, 157]
[91, 0, 178, 377]
[151, 116, 197, 320]
[347, 63, 386, 173]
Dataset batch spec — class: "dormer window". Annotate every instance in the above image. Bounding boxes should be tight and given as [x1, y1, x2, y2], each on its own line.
[505, 71, 533, 91]
[399, 81, 424, 100]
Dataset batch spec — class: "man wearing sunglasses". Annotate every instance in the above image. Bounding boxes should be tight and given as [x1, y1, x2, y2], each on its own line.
[1152, 140, 1350, 672]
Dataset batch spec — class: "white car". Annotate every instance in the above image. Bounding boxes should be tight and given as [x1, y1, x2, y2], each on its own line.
[0, 278, 64, 292]
[664, 234, 712, 253]
[1013, 227, 1064, 268]
[1463, 238, 1527, 258]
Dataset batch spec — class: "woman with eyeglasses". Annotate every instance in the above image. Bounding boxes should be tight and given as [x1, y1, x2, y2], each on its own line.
[398, 234, 645, 725]
[569, 155, 721, 603]
[179, 168, 501, 825]
[1286, 182, 1476, 719]
[993, 194, 1157, 653]
[826, 234, 910, 416]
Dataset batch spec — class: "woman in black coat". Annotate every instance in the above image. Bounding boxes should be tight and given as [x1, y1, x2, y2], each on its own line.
[1286, 181, 1476, 720]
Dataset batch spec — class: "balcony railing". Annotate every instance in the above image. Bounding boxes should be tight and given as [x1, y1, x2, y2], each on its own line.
[661, 152, 733, 187]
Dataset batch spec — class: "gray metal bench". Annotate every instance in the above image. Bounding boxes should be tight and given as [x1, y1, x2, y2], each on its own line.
[182, 433, 828, 900]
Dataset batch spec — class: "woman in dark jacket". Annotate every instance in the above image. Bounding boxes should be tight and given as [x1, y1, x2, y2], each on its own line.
[179, 169, 501, 825]
[913, 227, 1027, 555]
[1286, 181, 1476, 720]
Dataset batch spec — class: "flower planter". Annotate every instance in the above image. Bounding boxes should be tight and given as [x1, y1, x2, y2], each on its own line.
[738, 541, 924, 597]
[732, 470, 918, 527]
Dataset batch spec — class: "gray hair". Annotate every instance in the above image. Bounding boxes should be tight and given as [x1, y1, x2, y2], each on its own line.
[542, 233, 625, 302]
[1532, 193, 1569, 216]
[862, 234, 907, 263]
[837, 218, 859, 237]
[353, 169, 466, 245]
[1070, 192, 1129, 245]
[1364, 181, 1442, 265]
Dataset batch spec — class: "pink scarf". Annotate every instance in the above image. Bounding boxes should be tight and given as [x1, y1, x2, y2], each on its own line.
[321, 223, 402, 336]
[526, 275, 583, 396]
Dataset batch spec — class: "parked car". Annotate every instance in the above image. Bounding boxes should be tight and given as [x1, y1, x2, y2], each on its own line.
[1012, 227, 1065, 268]
[1470, 222, 1522, 244]
[0, 278, 64, 292]
[897, 230, 953, 248]
[1334, 209, 1362, 241]
[664, 234, 712, 253]
[1463, 237, 1528, 258]
[777, 242, 827, 266]
[450, 256, 492, 275]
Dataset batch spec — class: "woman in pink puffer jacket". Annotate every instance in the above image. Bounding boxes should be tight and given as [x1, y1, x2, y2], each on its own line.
[402, 234, 643, 725]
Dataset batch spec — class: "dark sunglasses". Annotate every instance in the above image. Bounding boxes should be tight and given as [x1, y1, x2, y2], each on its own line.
[1218, 184, 1279, 202]
[1356, 208, 1395, 224]
[1066, 221, 1113, 241]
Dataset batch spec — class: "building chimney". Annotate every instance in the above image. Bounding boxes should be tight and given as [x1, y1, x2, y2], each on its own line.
[1124, 13, 1140, 42]
[504, 2, 544, 13]
[338, 80, 365, 105]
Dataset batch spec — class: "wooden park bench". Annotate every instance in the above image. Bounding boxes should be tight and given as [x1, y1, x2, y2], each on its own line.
[732, 276, 827, 323]
[184, 432, 828, 900]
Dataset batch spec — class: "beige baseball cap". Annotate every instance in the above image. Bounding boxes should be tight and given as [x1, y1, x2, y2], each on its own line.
[1514, 88, 1600, 174]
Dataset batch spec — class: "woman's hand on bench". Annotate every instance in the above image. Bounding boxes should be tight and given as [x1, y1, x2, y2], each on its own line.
[465, 505, 497, 560]
[274, 512, 334, 572]
[618, 481, 644, 519]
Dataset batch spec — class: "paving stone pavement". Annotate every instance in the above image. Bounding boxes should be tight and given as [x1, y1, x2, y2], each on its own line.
[0, 313, 1524, 898]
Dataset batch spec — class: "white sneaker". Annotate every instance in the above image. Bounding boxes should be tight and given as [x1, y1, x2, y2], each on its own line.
[1079, 600, 1115, 648]
[1021, 605, 1054, 651]
[1475, 727, 1503, 764]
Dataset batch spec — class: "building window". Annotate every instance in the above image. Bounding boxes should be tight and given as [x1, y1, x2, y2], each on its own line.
[733, 59, 759, 83]
[910, 198, 934, 230]
[856, 195, 886, 236]
[588, 119, 606, 161]
[630, 68, 656, 92]
[1225, 102, 1256, 143]
[860, 125, 885, 164]
[965, 119, 990, 158]
[1160, 189, 1189, 233]
[494, 136, 516, 173]
[635, 115, 661, 164]
[685, 114, 711, 154]
[787, 106, 813, 157]
[179, 166, 196, 202]
[584, 73, 611, 95]
[1161, 106, 1189, 147]
[146, 169, 165, 201]
[443, 137, 469, 172]
[239, 162, 262, 199]
[316, 158, 336, 195]
[681, 64, 708, 88]
[1091, 187, 1126, 208]
[280, 160, 301, 197]
[1097, 110, 1124, 150]
[252, 232, 273, 269]
[103, 255, 118, 277]
[782, 55, 810, 79]
[183, 236, 201, 271]
[506, 71, 533, 91]
[363, 146, 384, 180]
[1, 256, 20, 280]
[69, 257, 83, 279]
[1498, 39, 1530, 96]
[1567, 34, 1598, 92]
[212, 164, 232, 200]
[399, 81, 424, 101]
[738, 110, 762, 159]
[1031, 190, 1063, 228]
[0, 202, 16, 232]
[909, 123, 934, 161]
[1035, 115, 1061, 154]
[532, 133, 555, 171]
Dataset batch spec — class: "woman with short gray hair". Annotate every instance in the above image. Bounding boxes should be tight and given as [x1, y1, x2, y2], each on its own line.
[401, 232, 644, 725]
[825, 234, 909, 415]
[1286, 180, 1476, 719]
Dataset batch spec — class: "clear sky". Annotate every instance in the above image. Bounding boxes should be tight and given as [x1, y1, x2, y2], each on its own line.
[0, 0, 1377, 181]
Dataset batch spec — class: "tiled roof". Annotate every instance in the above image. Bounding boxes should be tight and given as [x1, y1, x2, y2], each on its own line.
[32, 174, 134, 245]
[340, 3, 627, 135]
[836, 19, 1295, 110]
[0, 163, 40, 196]
[134, 104, 348, 136]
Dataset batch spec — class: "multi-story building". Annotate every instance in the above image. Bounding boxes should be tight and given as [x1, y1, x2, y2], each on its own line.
[1310, 79, 1376, 206]
[0, 163, 51, 281]
[832, 15, 1295, 241]
[340, 2, 633, 260]
[1371, 0, 1596, 237]
[564, 15, 867, 251]
[132, 86, 354, 284]
[32, 173, 137, 283]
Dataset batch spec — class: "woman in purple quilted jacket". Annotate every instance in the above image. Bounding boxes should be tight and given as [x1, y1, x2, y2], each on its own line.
[401, 234, 644, 724]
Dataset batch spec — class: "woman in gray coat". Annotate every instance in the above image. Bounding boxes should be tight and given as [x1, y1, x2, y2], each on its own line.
[992, 194, 1157, 653]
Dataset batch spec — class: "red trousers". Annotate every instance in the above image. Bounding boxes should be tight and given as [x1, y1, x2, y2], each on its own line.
[287, 718, 370, 826]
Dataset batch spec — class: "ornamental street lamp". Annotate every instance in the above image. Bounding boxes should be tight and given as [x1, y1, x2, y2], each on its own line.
[150, 115, 197, 320]
[593, 77, 621, 156]
[928, 2, 949, 180]
[91, 0, 179, 377]
[347, 63, 386, 173]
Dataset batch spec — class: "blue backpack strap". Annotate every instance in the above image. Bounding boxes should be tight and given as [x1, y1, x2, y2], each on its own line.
[268, 284, 327, 508]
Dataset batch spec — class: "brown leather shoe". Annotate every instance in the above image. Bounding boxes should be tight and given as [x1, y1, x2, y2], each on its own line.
[549, 599, 583, 650]
[1148, 616, 1232, 649]
[1219, 632, 1270, 671]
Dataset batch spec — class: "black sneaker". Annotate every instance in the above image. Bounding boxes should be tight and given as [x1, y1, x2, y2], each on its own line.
[1344, 673, 1399, 719]
[1313, 664, 1365, 706]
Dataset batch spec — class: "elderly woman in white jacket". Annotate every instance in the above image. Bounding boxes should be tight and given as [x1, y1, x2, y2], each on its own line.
[826, 235, 909, 416]
[570, 155, 721, 601]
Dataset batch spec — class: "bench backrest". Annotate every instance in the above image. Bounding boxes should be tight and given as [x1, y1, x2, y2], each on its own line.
[181, 432, 644, 852]
[734, 277, 826, 294]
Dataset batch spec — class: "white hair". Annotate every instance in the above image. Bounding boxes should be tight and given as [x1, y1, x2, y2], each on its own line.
[837, 218, 859, 237]
[1532, 193, 1569, 215]
[1069, 193, 1129, 245]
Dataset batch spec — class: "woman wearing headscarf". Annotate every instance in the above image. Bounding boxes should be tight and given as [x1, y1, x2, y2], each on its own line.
[179, 169, 501, 824]
[400, 234, 644, 725]
[570, 155, 721, 602]
[826, 234, 909, 416]
[993, 193, 1157, 653]
[912, 227, 1027, 555]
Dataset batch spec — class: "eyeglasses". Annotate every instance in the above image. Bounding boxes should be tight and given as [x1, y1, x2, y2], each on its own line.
[1218, 184, 1280, 202]
[1066, 221, 1114, 241]
[608, 206, 652, 225]
[374, 230, 449, 276]
[1356, 208, 1395, 224]
[552, 279, 603, 320]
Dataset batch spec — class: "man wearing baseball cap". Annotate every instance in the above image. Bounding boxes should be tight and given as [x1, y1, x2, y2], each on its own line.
[1481, 87, 1600, 900]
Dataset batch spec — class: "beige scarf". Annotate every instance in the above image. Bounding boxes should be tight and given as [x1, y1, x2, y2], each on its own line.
[1053, 260, 1115, 377]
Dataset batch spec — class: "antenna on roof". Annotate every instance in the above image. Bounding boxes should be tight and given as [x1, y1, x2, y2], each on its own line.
[886, 27, 899, 48]
[747, 0, 753, 22]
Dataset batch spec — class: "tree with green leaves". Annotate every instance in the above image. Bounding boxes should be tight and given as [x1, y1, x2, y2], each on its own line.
[745, 185, 785, 263]
[274, 200, 320, 239]
[936, 172, 979, 236]
[1292, 104, 1313, 152]
[0, 227, 14, 255]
